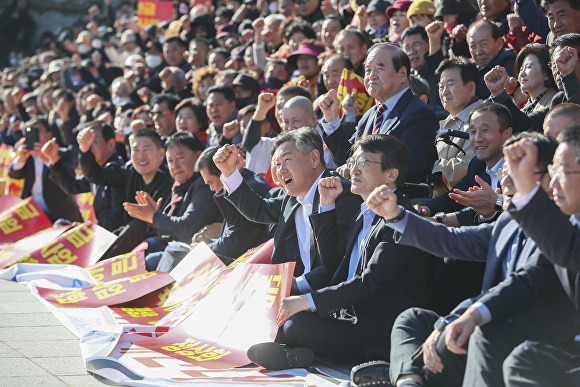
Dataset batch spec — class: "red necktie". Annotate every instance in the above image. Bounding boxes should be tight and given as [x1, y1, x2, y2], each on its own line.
[372, 104, 387, 134]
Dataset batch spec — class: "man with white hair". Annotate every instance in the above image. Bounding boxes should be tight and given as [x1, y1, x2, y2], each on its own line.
[160, 66, 191, 99]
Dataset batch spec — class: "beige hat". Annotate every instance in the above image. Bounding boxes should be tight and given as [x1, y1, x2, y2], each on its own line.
[120, 30, 137, 45]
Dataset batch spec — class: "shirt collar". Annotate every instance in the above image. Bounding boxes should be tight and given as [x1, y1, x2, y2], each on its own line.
[380, 87, 409, 113]
[486, 157, 505, 176]
[453, 98, 483, 123]
[297, 171, 325, 207]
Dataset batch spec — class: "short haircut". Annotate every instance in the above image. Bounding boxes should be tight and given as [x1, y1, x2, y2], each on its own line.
[515, 43, 557, 90]
[240, 104, 271, 121]
[434, 57, 481, 96]
[265, 14, 286, 26]
[174, 99, 210, 133]
[53, 88, 75, 102]
[270, 127, 326, 168]
[86, 121, 115, 143]
[129, 128, 164, 149]
[151, 93, 180, 111]
[350, 134, 411, 188]
[25, 116, 49, 131]
[335, 29, 369, 49]
[546, 103, 580, 124]
[470, 102, 512, 132]
[540, 0, 580, 13]
[209, 47, 230, 60]
[468, 19, 501, 41]
[400, 26, 428, 45]
[550, 33, 580, 55]
[190, 38, 210, 50]
[366, 43, 411, 79]
[165, 131, 205, 152]
[164, 36, 187, 48]
[324, 14, 346, 29]
[558, 124, 580, 164]
[285, 20, 316, 42]
[207, 85, 236, 102]
[195, 146, 221, 175]
[504, 131, 558, 169]
[409, 73, 431, 103]
[168, 66, 186, 84]
[278, 85, 312, 101]
[323, 54, 354, 71]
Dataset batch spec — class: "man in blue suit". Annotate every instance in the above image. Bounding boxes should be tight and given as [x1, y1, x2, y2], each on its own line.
[318, 42, 438, 183]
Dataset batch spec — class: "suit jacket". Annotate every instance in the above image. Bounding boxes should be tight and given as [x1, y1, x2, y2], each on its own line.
[8, 150, 82, 223]
[309, 192, 432, 360]
[225, 169, 362, 290]
[48, 153, 125, 231]
[324, 89, 438, 182]
[152, 173, 222, 243]
[425, 156, 489, 216]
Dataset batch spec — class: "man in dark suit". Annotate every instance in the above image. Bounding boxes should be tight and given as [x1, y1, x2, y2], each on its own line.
[246, 134, 433, 370]
[318, 42, 438, 182]
[8, 117, 82, 223]
[445, 124, 580, 385]
[358, 132, 560, 387]
[417, 102, 513, 224]
[213, 127, 362, 292]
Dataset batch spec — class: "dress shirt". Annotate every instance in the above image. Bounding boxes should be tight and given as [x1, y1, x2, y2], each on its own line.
[320, 87, 410, 136]
[486, 158, 504, 191]
[31, 156, 49, 215]
[349, 203, 376, 280]
[314, 124, 337, 169]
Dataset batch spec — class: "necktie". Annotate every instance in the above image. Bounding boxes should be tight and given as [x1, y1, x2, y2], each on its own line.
[507, 229, 526, 275]
[372, 104, 387, 134]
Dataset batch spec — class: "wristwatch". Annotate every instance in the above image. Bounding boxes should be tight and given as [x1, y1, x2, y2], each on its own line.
[494, 194, 504, 212]
[434, 317, 449, 332]
[435, 212, 445, 223]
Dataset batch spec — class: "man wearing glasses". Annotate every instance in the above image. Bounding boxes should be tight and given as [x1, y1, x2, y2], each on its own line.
[357, 131, 564, 386]
[245, 134, 433, 371]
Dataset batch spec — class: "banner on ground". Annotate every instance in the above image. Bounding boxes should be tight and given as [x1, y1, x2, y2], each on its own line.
[0, 197, 53, 243]
[337, 68, 376, 118]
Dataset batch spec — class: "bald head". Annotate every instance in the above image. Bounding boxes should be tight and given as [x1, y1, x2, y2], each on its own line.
[282, 96, 317, 131]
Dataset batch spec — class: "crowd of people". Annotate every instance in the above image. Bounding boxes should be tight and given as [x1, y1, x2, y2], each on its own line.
[2, 0, 580, 384]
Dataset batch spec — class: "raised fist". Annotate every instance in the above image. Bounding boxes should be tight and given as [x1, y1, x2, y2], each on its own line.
[223, 120, 240, 140]
[212, 144, 239, 177]
[319, 89, 341, 122]
[484, 66, 509, 97]
[318, 176, 343, 206]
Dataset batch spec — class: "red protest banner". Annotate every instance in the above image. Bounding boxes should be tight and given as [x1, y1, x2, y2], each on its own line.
[0, 197, 52, 243]
[0, 226, 71, 269]
[38, 271, 175, 308]
[136, 261, 294, 369]
[137, 0, 174, 28]
[76, 192, 96, 223]
[6, 221, 117, 268]
[0, 194, 23, 214]
[87, 250, 146, 285]
[337, 68, 376, 118]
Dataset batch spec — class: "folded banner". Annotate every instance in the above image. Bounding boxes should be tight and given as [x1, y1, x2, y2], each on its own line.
[76, 192, 97, 223]
[38, 271, 175, 308]
[87, 250, 146, 285]
[337, 68, 376, 118]
[0, 194, 22, 214]
[0, 197, 53, 243]
[0, 226, 71, 269]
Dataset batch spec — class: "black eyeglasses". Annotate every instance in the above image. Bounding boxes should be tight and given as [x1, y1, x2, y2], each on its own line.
[346, 156, 382, 170]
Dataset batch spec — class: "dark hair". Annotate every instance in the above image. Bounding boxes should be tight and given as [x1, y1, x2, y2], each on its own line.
[504, 131, 558, 169]
[547, 103, 580, 124]
[366, 43, 411, 79]
[278, 85, 313, 100]
[540, 0, 580, 13]
[468, 19, 501, 41]
[470, 102, 512, 132]
[86, 121, 115, 143]
[195, 146, 221, 175]
[323, 54, 354, 71]
[165, 132, 205, 152]
[129, 128, 164, 149]
[515, 44, 557, 90]
[335, 29, 369, 48]
[434, 57, 481, 96]
[207, 85, 236, 102]
[285, 20, 316, 42]
[351, 134, 411, 188]
[209, 47, 230, 60]
[174, 99, 210, 133]
[151, 93, 180, 111]
[25, 116, 49, 131]
[164, 36, 187, 48]
[53, 88, 75, 102]
[550, 33, 580, 55]
[558, 124, 580, 164]
[400, 26, 429, 45]
[408, 74, 431, 103]
[324, 14, 346, 29]
[270, 127, 326, 168]
[190, 38, 210, 50]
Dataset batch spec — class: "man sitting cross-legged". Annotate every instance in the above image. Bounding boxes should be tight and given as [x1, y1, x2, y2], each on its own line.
[246, 134, 433, 370]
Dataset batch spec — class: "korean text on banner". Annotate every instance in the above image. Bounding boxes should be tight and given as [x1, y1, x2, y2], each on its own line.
[0, 197, 52, 243]
[337, 68, 376, 118]
[137, 0, 174, 28]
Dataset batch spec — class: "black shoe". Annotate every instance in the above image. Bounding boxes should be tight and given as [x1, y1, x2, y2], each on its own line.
[247, 342, 314, 370]
[350, 360, 392, 386]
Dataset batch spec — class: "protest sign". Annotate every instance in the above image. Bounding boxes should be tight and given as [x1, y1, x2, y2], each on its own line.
[137, 0, 174, 27]
[337, 68, 376, 118]
[0, 197, 52, 243]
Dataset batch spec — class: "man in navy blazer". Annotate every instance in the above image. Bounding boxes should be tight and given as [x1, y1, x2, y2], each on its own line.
[360, 132, 561, 386]
[318, 43, 438, 183]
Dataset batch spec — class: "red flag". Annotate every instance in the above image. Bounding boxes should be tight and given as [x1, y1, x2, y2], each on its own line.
[337, 68, 376, 118]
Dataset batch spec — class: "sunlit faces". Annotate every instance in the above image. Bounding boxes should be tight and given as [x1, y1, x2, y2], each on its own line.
[438, 67, 476, 117]
[152, 101, 175, 137]
[409, 14, 433, 28]
[289, 32, 308, 53]
[401, 34, 428, 70]
[188, 41, 209, 67]
[176, 106, 202, 134]
[273, 142, 321, 197]
[206, 92, 236, 127]
[467, 23, 503, 68]
[199, 166, 224, 192]
[518, 55, 548, 97]
[364, 46, 407, 103]
[550, 143, 580, 215]
[90, 128, 116, 166]
[368, 11, 389, 31]
[498, 164, 551, 210]
[544, 113, 576, 139]
[349, 148, 395, 200]
[208, 52, 227, 70]
[477, 0, 510, 20]
[390, 10, 410, 34]
[129, 136, 166, 182]
[296, 54, 319, 78]
[163, 40, 186, 67]
[322, 56, 348, 92]
[550, 46, 580, 92]
[166, 144, 200, 184]
[322, 19, 343, 49]
[282, 104, 317, 132]
[275, 93, 293, 128]
[335, 34, 367, 69]
[469, 110, 512, 165]
[546, 0, 580, 38]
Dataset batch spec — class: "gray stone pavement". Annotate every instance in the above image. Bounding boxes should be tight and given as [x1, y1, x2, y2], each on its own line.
[0, 279, 114, 386]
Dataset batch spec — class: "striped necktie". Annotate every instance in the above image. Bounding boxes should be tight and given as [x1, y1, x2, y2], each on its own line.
[372, 104, 387, 134]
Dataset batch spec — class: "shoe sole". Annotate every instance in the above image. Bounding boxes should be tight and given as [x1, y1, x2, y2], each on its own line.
[247, 342, 314, 371]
